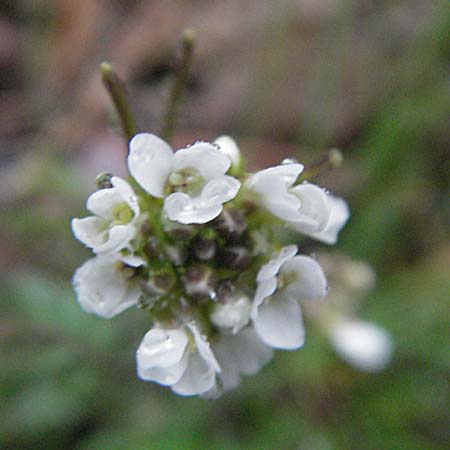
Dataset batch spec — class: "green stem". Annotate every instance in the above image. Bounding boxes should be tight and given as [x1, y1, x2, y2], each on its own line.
[296, 148, 343, 183]
[160, 28, 196, 143]
[100, 61, 137, 145]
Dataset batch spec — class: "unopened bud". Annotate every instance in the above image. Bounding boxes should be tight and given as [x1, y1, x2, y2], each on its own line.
[96, 172, 113, 189]
[183, 265, 217, 297]
[141, 272, 175, 297]
[192, 235, 217, 261]
[163, 220, 197, 240]
[210, 295, 251, 333]
[164, 244, 186, 266]
[215, 280, 235, 303]
[143, 237, 163, 261]
[328, 148, 343, 168]
[213, 208, 246, 243]
[221, 246, 251, 270]
[213, 135, 242, 174]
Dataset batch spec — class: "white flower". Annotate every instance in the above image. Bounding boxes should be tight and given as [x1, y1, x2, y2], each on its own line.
[298, 195, 350, 245]
[251, 245, 327, 350]
[71, 176, 139, 254]
[209, 327, 273, 395]
[128, 133, 241, 224]
[329, 319, 393, 372]
[73, 256, 141, 318]
[246, 163, 349, 243]
[214, 135, 241, 171]
[210, 295, 252, 334]
[136, 322, 221, 396]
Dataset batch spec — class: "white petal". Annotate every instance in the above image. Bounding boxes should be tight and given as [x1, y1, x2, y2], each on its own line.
[137, 328, 189, 367]
[288, 183, 330, 233]
[303, 196, 350, 244]
[137, 352, 189, 386]
[136, 327, 189, 384]
[86, 188, 123, 219]
[257, 245, 298, 282]
[164, 192, 222, 224]
[247, 164, 304, 190]
[229, 327, 274, 375]
[111, 176, 139, 215]
[248, 172, 303, 222]
[93, 224, 135, 254]
[120, 254, 146, 267]
[254, 294, 305, 350]
[171, 351, 216, 396]
[200, 176, 240, 205]
[214, 135, 241, 167]
[211, 340, 241, 392]
[251, 277, 277, 320]
[173, 142, 230, 180]
[329, 320, 393, 372]
[71, 217, 108, 248]
[188, 323, 220, 373]
[211, 327, 273, 392]
[210, 296, 251, 333]
[282, 255, 328, 300]
[73, 257, 139, 318]
[128, 133, 173, 198]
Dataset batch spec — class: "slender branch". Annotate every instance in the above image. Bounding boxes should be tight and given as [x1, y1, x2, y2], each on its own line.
[100, 61, 137, 145]
[296, 148, 343, 183]
[160, 28, 196, 142]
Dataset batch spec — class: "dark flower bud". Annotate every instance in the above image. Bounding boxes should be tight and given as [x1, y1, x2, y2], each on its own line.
[183, 265, 217, 297]
[164, 244, 187, 266]
[213, 208, 246, 243]
[191, 235, 217, 261]
[96, 172, 113, 189]
[215, 280, 235, 303]
[163, 220, 197, 240]
[143, 237, 162, 261]
[221, 246, 251, 270]
[141, 272, 175, 297]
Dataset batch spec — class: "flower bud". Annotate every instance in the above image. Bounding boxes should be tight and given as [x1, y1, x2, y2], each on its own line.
[141, 271, 175, 297]
[96, 172, 113, 189]
[213, 208, 246, 243]
[221, 246, 251, 270]
[191, 235, 217, 261]
[183, 265, 217, 297]
[215, 280, 235, 303]
[164, 244, 187, 266]
[214, 135, 242, 174]
[210, 295, 251, 333]
[143, 237, 163, 261]
[329, 319, 393, 372]
[163, 220, 197, 240]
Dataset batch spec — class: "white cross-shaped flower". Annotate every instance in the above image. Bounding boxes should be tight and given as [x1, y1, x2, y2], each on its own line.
[73, 255, 142, 319]
[247, 163, 349, 244]
[252, 245, 327, 350]
[128, 133, 241, 224]
[71, 176, 139, 254]
[136, 322, 221, 396]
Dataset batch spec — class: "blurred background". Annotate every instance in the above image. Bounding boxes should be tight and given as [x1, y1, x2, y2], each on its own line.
[1, 1, 449, 449]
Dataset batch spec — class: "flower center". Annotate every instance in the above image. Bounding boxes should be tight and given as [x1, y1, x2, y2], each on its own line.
[168, 167, 204, 195]
[276, 271, 298, 291]
[112, 202, 134, 225]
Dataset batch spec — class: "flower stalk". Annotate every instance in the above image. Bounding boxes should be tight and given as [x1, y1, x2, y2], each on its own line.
[160, 28, 196, 142]
[297, 147, 343, 183]
[100, 61, 137, 145]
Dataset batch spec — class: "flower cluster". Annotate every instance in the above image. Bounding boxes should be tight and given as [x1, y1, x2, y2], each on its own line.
[72, 133, 349, 397]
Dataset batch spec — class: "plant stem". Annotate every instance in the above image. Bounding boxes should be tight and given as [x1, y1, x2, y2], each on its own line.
[160, 28, 196, 143]
[100, 61, 137, 145]
[296, 148, 343, 183]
